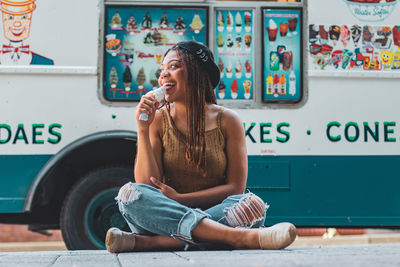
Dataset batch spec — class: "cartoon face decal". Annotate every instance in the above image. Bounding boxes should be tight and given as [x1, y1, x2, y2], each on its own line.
[2, 12, 33, 41]
[380, 50, 393, 66]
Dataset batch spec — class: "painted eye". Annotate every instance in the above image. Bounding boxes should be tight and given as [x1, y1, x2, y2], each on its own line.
[22, 15, 26, 19]
[9, 15, 13, 19]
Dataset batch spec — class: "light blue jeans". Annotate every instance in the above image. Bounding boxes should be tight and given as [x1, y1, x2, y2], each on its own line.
[116, 183, 268, 246]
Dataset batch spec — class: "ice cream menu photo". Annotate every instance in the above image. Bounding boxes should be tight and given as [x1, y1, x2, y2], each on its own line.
[262, 8, 302, 103]
[215, 9, 254, 100]
[104, 6, 207, 101]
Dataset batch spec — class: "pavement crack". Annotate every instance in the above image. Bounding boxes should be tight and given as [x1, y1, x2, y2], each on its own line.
[171, 251, 195, 263]
[46, 255, 61, 267]
[115, 254, 123, 267]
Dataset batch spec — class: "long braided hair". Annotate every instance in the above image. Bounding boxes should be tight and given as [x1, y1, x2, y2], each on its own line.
[164, 46, 217, 175]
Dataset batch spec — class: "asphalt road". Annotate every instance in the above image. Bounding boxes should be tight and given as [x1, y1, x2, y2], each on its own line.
[0, 243, 399, 267]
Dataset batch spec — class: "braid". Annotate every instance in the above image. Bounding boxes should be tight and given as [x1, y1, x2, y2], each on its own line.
[165, 47, 217, 176]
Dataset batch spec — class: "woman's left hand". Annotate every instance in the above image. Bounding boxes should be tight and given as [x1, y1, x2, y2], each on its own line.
[150, 177, 181, 201]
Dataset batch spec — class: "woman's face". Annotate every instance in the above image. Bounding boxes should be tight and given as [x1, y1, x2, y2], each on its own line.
[158, 50, 187, 103]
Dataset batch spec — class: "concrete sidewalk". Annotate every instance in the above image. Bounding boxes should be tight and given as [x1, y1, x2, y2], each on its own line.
[1, 232, 400, 252]
[0, 243, 399, 267]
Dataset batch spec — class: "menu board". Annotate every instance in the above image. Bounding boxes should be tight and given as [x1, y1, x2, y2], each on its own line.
[262, 8, 302, 103]
[214, 9, 254, 100]
[104, 6, 208, 101]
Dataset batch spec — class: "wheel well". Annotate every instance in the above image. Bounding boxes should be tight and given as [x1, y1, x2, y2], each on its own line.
[27, 131, 136, 228]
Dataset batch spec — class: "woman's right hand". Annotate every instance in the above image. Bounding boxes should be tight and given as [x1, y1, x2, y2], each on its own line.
[136, 94, 159, 128]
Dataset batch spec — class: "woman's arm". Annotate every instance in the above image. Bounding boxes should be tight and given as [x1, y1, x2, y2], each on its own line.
[134, 98, 164, 185]
[151, 108, 247, 209]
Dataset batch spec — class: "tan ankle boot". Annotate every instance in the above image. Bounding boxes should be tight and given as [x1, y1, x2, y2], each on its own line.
[258, 222, 296, 250]
[105, 227, 136, 253]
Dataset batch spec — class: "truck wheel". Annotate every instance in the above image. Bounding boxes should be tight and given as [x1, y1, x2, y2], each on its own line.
[60, 166, 133, 250]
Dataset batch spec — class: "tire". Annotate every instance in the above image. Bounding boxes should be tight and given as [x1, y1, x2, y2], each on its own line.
[60, 166, 133, 250]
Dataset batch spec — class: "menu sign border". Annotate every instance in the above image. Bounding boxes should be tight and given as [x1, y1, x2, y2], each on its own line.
[103, 5, 209, 102]
[261, 6, 303, 104]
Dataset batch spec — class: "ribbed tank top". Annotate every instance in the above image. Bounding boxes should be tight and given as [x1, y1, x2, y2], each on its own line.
[160, 107, 227, 194]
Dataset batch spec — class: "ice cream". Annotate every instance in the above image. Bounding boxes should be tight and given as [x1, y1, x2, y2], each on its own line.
[288, 18, 298, 34]
[136, 67, 146, 90]
[231, 79, 238, 99]
[235, 59, 242, 78]
[280, 22, 289, 37]
[110, 12, 122, 29]
[340, 25, 351, 47]
[226, 60, 233, 78]
[190, 13, 204, 33]
[362, 25, 374, 45]
[393, 26, 400, 48]
[235, 34, 242, 49]
[329, 25, 340, 44]
[243, 80, 251, 99]
[235, 12, 242, 32]
[123, 66, 132, 91]
[109, 67, 118, 89]
[217, 11, 224, 32]
[174, 15, 187, 31]
[218, 58, 224, 78]
[226, 34, 234, 50]
[159, 12, 170, 28]
[244, 11, 252, 32]
[126, 15, 138, 32]
[141, 11, 152, 29]
[319, 25, 329, 44]
[150, 79, 159, 90]
[351, 25, 362, 47]
[309, 24, 319, 44]
[139, 86, 166, 121]
[217, 33, 224, 52]
[105, 34, 122, 56]
[218, 80, 226, 99]
[267, 19, 278, 42]
[226, 12, 233, 32]
[245, 60, 252, 78]
[244, 33, 252, 50]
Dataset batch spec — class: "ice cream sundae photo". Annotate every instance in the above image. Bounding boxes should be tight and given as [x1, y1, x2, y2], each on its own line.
[267, 19, 278, 43]
[218, 80, 226, 99]
[190, 12, 204, 34]
[217, 11, 224, 32]
[226, 12, 233, 32]
[235, 12, 242, 32]
[235, 59, 242, 79]
[244, 33, 252, 51]
[243, 80, 252, 99]
[218, 58, 224, 78]
[105, 34, 122, 56]
[244, 11, 252, 32]
[217, 33, 224, 52]
[245, 60, 252, 78]
[110, 11, 123, 30]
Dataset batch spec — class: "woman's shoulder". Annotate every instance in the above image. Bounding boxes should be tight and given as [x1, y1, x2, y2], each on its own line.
[151, 107, 167, 135]
[212, 105, 243, 132]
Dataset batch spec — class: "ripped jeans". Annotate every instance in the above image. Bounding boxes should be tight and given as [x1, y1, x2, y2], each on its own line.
[116, 183, 268, 246]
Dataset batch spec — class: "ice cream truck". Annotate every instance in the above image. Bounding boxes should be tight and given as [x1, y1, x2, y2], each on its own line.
[0, 0, 399, 250]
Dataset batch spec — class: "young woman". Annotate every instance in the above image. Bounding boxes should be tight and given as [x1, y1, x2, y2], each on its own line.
[105, 41, 296, 253]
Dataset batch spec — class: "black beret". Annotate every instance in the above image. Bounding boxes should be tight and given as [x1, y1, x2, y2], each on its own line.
[174, 40, 220, 89]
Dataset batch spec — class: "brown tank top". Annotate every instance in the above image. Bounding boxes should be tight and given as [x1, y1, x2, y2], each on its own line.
[160, 107, 227, 194]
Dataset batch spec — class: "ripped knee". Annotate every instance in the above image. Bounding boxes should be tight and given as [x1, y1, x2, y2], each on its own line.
[225, 193, 268, 228]
[116, 182, 141, 202]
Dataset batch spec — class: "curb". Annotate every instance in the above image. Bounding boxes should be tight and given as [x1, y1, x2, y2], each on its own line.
[0, 233, 400, 252]
[289, 233, 400, 248]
